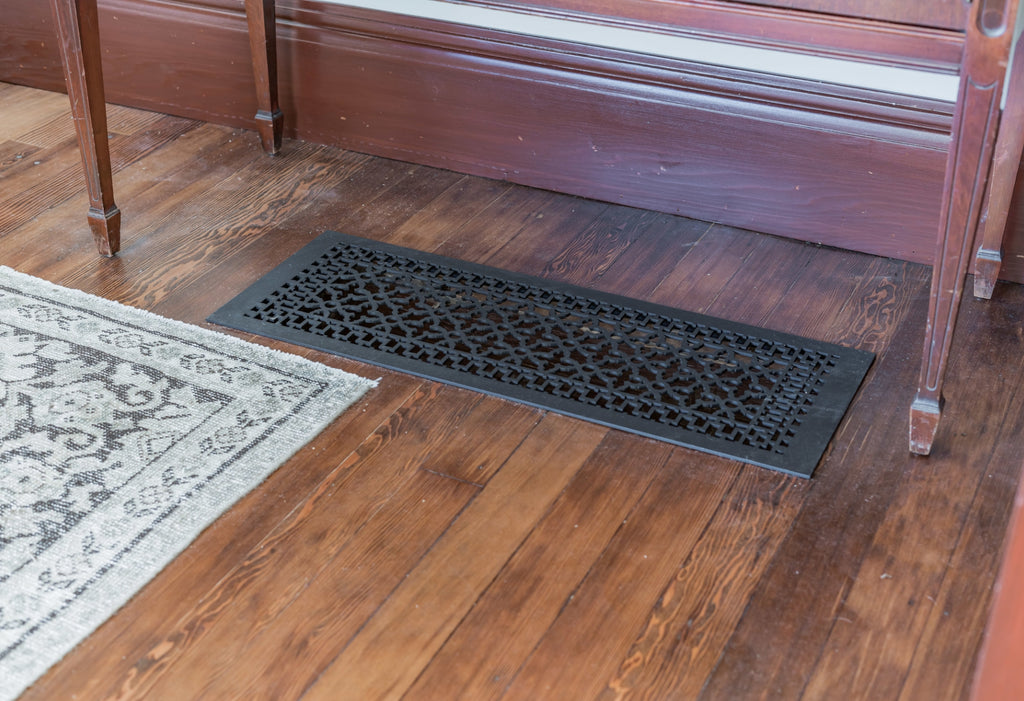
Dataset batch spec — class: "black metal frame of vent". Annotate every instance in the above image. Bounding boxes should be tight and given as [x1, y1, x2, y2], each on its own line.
[209, 231, 874, 477]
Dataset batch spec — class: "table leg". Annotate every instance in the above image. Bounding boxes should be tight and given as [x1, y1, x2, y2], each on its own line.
[973, 27, 1024, 300]
[245, 0, 282, 155]
[910, 0, 1017, 454]
[49, 0, 120, 256]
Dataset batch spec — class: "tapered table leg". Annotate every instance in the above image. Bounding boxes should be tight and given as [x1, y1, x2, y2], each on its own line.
[973, 28, 1024, 299]
[50, 0, 120, 256]
[245, 0, 282, 155]
[910, 0, 1017, 454]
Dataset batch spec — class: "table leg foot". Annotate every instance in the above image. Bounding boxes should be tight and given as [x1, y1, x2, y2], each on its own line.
[88, 205, 121, 256]
[974, 251, 1001, 299]
[255, 108, 283, 155]
[246, 0, 281, 156]
[909, 396, 943, 456]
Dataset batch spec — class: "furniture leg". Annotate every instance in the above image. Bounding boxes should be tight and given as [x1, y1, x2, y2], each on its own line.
[245, 0, 282, 155]
[49, 0, 120, 256]
[973, 27, 1024, 300]
[910, 0, 1018, 454]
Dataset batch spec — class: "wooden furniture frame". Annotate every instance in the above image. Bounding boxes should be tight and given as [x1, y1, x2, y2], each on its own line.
[48, 0, 282, 256]
[911, 0, 1021, 454]
[50, 0, 1024, 458]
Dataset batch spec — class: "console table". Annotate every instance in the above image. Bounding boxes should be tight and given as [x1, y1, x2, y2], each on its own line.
[51, 0, 1024, 459]
[49, 0, 282, 257]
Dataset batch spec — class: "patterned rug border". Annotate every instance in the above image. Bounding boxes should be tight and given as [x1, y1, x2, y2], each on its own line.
[0, 267, 376, 700]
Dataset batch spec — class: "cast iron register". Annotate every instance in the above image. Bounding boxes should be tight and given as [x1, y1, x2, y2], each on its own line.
[209, 231, 874, 477]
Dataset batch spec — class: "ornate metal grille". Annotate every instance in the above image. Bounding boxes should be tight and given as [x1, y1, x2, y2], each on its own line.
[210, 231, 873, 476]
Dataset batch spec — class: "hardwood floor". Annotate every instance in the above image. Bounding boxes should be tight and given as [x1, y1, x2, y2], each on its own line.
[3, 81, 1024, 700]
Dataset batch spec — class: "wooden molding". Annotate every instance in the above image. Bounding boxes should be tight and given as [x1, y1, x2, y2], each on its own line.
[472, 0, 969, 33]
[453, 0, 967, 65]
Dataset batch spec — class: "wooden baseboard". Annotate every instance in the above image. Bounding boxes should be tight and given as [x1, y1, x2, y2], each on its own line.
[6, 0, 1024, 283]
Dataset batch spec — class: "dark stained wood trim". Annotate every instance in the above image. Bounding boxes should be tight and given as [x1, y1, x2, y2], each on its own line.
[5, 0, 1024, 283]
[463, 0, 967, 64]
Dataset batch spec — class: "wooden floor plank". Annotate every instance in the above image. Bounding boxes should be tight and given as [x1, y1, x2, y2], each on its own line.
[642, 224, 767, 313]
[814, 254, 917, 352]
[0, 134, 94, 237]
[801, 289, 1024, 699]
[698, 265, 933, 700]
[590, 210, 713, 299]
[433, 186, 593, 265]
[150, 155, 452, 325]
[296, 158, 467, 244]
[55, 141, 368, 306]
[0, 111, 198, 238]
[92, 383, 492, 700]
[701, 235, 817, 327]
[0, 139, 41, 171]
[4, 85, 1024, 701]
[303, 414, 609, 700]
[405, 431, 674, 700]
[599, 468, 807, 699]
[384, 173, 513, 251]
[883, 290, 1024, 701]
[194, 397, 542, 701]
[510, 203, 660, 284]
[3, 122, 251, 277]
[0, 83, 74, 142]
[499, 450, 743, 701]
[147, 469, 480, 701]
[417, 396, 542, 485]
[18, 371, 425, 701]
[583, 244, 896, 701]
[899, 405, 1024, 701]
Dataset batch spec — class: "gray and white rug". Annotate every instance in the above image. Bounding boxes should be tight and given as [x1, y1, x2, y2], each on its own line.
[0, 266, 376, 700]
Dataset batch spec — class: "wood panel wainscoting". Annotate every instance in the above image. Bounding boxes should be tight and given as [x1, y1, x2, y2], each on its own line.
[6, 0, 1024, 455]
[6, 0, 1024, 275]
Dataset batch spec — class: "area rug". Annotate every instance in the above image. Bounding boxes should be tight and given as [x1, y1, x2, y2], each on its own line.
[0, 267, 376, 700]
[209, 231, 874, 477]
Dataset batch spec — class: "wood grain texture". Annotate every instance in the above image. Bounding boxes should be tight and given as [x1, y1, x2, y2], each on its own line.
[303, 414, 609, 700]
[4, 83, 1024, 701]
[125, 389, 544, 701]
[599, 468, 806, 700]
[18, 368, 426, 701]
[406, 432, 674, 700]
[98, 382, 484, 700]
[901, 296, 1024, 701]
[499, 451, 744, 701]
[698, 263, 933, 699]
[0, 112, 196, 239]
[10, 0, 1009, 277]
